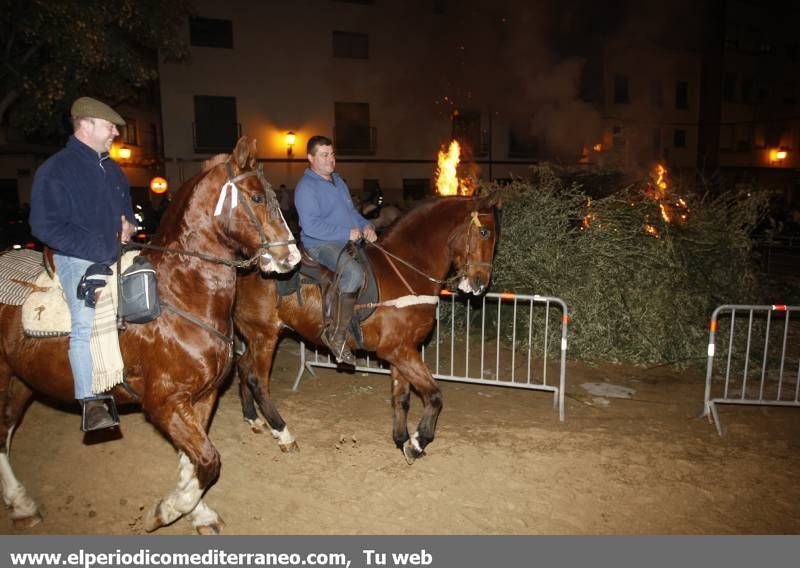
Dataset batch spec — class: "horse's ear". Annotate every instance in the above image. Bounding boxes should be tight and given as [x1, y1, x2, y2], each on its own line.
[233, 136, 251, 170]
[248, 138, 258, 169]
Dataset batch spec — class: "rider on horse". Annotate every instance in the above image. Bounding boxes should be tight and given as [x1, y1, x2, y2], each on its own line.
[29, 96, 135, 432]
[294, 135, 377, 365]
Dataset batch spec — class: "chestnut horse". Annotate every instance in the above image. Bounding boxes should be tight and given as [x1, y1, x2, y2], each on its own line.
[0, 137, 300, 533]
[234, 194, 500, 462]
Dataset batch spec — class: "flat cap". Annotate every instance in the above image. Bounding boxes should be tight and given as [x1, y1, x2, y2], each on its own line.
[70, 97, 126, 126]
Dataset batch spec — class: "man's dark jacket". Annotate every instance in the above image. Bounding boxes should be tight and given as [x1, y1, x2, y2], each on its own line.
[30, 135, 134, 264]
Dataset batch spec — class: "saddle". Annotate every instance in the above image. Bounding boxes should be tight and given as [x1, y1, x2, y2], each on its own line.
[276, 242, 379, 349]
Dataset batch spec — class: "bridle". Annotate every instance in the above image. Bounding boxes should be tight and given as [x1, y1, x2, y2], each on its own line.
[129, 160, 296, 269]
[367, 207, 495, 294]
[125, 159, 298, 350]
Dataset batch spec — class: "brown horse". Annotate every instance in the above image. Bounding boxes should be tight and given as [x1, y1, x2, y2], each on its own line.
[234, 194, 500, 462]
[0, 137, 300, 533]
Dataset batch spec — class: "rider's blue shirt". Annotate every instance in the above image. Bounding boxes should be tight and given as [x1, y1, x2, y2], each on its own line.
[294, 168, 370, 248]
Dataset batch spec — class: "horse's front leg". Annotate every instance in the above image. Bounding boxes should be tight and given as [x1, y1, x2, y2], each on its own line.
[390, 366, 411, 450]
[143, 391, 224, 534]
[0, 377, 41, 529]
[236, 330, 297, 452]
[386, 350, 443, 463]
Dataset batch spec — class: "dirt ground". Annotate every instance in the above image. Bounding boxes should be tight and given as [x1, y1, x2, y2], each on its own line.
[2, 339, 799, 535]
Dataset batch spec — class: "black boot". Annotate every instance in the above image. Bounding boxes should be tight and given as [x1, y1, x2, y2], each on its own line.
[80, 396, 119, 432]
[321, 291, 357, 365]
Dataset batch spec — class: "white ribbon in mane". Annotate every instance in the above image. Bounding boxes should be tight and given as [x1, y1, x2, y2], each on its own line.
[214, 180, 238, 216]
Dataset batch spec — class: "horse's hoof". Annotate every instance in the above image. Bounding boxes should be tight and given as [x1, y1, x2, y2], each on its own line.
[195, 518, 225, 535]
[279, 441, 300, 453]
[402, 442, 425, 465]
[12, 512, 43, 530]
[143, 505, 163, 533]
[246, 418, 267, 434]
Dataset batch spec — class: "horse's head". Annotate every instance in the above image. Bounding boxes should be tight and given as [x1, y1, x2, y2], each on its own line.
[449, 193, 501, 295]
[213, 137, 301, 273]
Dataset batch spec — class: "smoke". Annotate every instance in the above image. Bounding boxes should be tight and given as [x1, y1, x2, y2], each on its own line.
[525, 58, 604, 158]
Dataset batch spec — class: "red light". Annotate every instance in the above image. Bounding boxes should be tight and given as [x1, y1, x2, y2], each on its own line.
[137, 232, 147, 239]
[25, 242, 35, 249]
[772, 305, 788, 311]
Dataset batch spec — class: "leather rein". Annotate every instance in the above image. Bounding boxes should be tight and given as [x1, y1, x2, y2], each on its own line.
[367, 209, 494, 295]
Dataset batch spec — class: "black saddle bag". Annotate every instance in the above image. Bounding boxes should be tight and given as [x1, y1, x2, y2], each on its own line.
[119, 256, 160, 324]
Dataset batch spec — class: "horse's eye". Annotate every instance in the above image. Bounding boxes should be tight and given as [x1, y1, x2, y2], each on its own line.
[251, 194, 264, 204]
[479, 227, 490, 240]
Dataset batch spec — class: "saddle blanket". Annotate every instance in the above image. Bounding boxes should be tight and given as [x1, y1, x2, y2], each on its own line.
[0, 249, 139, 394]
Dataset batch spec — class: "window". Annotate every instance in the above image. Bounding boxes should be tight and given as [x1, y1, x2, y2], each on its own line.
[741, 79, 753, 104]
[651, 128, 662, 159]
[719, 124, 734, 150]
[723, 73, 737, 103]
[650, 80, 663, 108]
[612, 125, 625, 151]
[403, 179, 430, 202]
[333, 31, 369, 59]
[193, 96, 239, 153]
[675, 81, 689, 109]
[148, 122, 160, 154]
[189, 17, 233, 49]
[508, 120, 538, 158]
[121, 119, 138, 146]
[735, 123, 751, 151]
[334, 102, 375, 155]
[753, 124, 766, 149]
[673, 129, 686, 148]
[452, 109, 486, 157]
[613, 74, 630, 104]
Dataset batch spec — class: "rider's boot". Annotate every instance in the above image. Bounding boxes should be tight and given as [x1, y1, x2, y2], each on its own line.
[321, 290, 357, 365]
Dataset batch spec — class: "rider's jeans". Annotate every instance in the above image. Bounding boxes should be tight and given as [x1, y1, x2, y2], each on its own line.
[54, 254, 95, 400]
[306, 242, 364, 294]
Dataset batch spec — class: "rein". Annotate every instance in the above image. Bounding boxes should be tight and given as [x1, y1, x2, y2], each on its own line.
[366, 209, 493, 292]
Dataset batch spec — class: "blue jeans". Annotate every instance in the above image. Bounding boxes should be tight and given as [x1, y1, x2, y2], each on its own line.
[306, 243, 364, 294]
[54, 254, 95, 400]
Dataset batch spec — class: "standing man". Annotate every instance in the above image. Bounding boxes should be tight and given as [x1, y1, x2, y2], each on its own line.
[30, 96, 135, 431]
[294, 135, 377, 365]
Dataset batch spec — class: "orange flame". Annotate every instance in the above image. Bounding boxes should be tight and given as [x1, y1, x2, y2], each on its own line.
[436, 140, 468, 196]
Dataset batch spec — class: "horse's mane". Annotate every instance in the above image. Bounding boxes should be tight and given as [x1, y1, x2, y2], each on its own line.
[381, 196, 472, 242]
[201, 154, 229, 173]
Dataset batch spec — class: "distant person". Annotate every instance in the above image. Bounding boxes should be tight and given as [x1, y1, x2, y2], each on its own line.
[294, 135, 376, 365]
[29, 96, 135, 431]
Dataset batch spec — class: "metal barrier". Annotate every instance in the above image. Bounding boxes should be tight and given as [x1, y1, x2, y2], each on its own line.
[702, 304, 800, 435]
[293, 291, 569, 421]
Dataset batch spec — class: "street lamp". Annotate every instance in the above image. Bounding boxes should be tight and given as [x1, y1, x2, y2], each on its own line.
[286, 131, 296, 157]
[118, 146, 132, 160]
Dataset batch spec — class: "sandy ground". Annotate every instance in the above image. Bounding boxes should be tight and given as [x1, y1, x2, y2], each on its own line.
[2, 339, 799, 535]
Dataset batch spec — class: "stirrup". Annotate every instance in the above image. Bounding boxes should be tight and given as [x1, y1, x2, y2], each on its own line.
[321, 330, 356, 365]
[80, 394, 120, 432]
